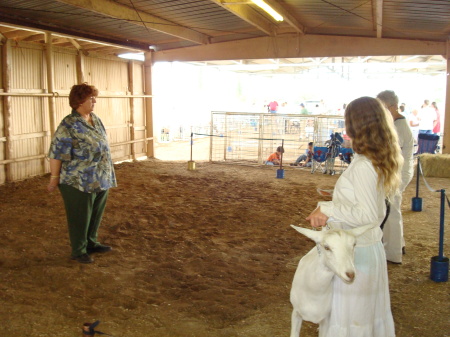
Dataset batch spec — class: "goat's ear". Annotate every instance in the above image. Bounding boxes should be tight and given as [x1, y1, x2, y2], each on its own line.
[290, 225, 324, 243]
[348, 224, 374, 237]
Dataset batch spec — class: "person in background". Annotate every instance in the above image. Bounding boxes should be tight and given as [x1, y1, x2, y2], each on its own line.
[278, 101, 288, 114]
[268, 100, 279, 113]
[306, 96, 402, 336]
[408, 108, 420, 144]
[290, 142, 313, 167]
[47, 83, 117, 264]
[300, 103, 308, 115]
[431, 101, 440, 135]
[377, 90, 414, 263]
[418, 99, 437, 134]
[265, 146, 284, 165]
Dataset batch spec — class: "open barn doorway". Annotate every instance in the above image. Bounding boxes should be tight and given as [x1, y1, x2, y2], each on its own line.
[150, 57, 446, 162]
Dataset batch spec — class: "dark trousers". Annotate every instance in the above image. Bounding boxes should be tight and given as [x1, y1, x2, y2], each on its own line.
[59, 184, 109, 256]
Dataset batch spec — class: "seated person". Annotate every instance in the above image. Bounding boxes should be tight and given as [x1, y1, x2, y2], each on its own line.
[291, 142, 313, 167]
[265, 146, 284, 165]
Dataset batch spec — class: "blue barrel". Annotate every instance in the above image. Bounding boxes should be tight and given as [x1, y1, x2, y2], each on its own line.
[276, 169, 285, 179]
[430, 256, 449, 282]
[412, 197, 422, 212]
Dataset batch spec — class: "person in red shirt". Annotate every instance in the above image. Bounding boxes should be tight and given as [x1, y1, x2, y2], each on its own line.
[431, 101, 440, 135]
[268, 101, 279, 113]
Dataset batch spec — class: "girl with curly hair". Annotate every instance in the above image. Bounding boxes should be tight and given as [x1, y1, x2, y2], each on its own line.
[306, 96, 402, 336]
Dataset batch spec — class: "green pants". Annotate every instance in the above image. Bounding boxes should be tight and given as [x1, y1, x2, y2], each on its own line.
[59, 184, 109, 257]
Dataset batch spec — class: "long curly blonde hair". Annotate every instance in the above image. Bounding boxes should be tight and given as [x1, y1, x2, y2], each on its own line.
[345, 96, 403, 197]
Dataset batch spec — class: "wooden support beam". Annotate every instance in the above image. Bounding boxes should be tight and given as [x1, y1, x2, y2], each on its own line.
[45, 32, 57, 136]
[128, 60, 136, 160]
[144, 51, 154, 159]
[1, 30, 36, 40]
[153, 34, 447, 62]
[56, 0, 210, 45]
[1, 39, 12, 182]
[442, 40, 450, 154]
[76, 50, 85, 84]
[22, 33, 45, 42]
[372, 0, 383, 38]
[69, 38, 89, 56]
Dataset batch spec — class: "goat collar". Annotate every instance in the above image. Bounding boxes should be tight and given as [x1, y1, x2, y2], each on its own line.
[316, 243, 322, 256]
[315, 224, 331, 256]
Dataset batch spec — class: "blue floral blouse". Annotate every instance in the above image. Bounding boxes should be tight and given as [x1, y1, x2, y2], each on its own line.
[48, 109, 117, 193]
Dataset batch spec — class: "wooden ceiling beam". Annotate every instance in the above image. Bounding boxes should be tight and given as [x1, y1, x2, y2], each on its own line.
[264, 0, 304, 34]
[1, 30, 37, 40]
[22, 33, 45, 42]
[0, 27, 17, 33]
[211, 0, 276, 36]
[68, 38, 89, 56]
[52, 37, 70, 44]
[55, 0, 210, 45]
[153, 34, 447, 62]
[0, 17, 148, 51]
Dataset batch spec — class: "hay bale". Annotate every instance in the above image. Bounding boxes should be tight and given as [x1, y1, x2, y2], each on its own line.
[418, 154, 450, 178]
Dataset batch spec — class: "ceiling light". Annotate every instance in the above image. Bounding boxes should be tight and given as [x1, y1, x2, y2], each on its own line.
[251, 0, 283, 21]
[118, 53, 144, 61]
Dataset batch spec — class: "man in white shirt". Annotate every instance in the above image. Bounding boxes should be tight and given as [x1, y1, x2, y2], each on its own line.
[418, 100, 437, 134]
[377, 90, 414, 264]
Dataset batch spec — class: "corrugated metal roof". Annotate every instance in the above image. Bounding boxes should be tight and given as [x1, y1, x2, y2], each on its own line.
[0, 0, 448, 74]
[1, 0, 448, 48]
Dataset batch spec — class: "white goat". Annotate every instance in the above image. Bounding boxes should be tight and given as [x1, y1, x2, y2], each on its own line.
[289, 224, 373, 337]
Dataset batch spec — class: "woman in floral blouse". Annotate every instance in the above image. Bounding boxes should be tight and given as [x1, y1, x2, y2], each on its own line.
[47, 83, 117, 264]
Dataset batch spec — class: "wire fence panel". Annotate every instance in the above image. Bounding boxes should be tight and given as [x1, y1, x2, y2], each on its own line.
[209, 112, 346, 166]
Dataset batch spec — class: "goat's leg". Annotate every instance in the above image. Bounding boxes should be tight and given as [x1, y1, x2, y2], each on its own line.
[290, 310, 303, 337]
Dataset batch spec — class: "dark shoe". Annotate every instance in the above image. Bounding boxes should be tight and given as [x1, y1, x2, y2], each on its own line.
[87, 244, 112, 254]
[402, 247, 406, 255]
[71, 253, 93, 264]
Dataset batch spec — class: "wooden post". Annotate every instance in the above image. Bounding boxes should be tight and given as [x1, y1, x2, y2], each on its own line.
[128, 60, 136, 160]
[442, 39, 450, 154]
[45, 32, 57, 136]
[144, 51, 154, 158]
[1, 39, 13, 182]
[76, 51, 85, 84]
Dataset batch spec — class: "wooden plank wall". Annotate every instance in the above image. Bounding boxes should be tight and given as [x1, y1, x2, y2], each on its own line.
[0, 40, 147, 185]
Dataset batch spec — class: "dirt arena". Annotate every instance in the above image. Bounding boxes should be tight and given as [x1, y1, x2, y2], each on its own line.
[0, 158, 449, 337]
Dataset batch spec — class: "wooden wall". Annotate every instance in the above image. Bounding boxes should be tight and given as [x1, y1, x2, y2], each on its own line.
[0, 40, 149, 185]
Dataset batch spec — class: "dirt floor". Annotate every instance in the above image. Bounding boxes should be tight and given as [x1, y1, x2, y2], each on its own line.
[0, 158, 449, 337]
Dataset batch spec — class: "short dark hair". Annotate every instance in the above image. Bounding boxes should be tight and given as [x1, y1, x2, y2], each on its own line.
[69, 83, 98, 109]
[276, 146, 284, 153]
[308, 142, 313, 146]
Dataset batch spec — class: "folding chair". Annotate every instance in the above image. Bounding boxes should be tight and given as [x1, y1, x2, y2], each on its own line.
[339, 148, 353, 172]
[416, 133, 440, 154]
[311, 147, 328, 173]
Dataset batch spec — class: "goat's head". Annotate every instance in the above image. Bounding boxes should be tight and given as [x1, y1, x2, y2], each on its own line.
[291, 224, 373, 283]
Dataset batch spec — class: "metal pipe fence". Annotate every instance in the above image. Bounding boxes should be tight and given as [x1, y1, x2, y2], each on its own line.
[209, 111, 346, 165]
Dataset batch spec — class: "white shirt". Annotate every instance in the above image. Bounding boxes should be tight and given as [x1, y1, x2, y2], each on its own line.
[394, 117, 414, 191]
[318, 154, 386, 246]
[418, 106, 437, 131]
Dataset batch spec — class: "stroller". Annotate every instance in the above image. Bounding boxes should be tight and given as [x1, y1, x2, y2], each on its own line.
[311, 132, 343, 175]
